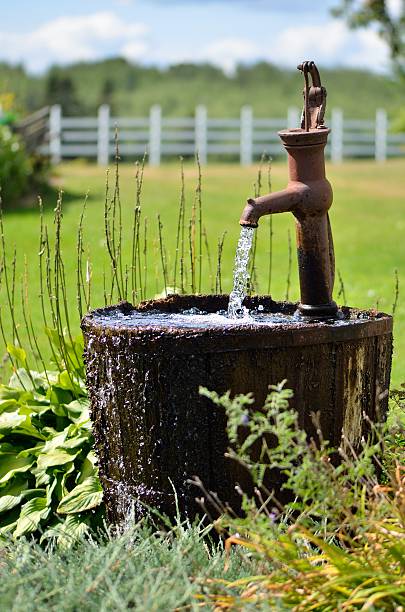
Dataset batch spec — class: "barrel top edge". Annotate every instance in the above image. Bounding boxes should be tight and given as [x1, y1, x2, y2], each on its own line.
[81, 295, 393, 351]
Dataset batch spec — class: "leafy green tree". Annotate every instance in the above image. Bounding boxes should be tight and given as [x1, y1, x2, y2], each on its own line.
[45, 69, 84, 115]
[332, 1, 405, 75]
[100, 78, 116, 113]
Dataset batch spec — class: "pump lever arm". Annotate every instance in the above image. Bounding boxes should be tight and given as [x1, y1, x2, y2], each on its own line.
[297, 60, 327, 131]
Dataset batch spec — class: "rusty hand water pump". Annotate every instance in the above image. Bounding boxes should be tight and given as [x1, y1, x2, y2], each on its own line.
[82, 59, 393, 526]
[240, 61, 337, 318]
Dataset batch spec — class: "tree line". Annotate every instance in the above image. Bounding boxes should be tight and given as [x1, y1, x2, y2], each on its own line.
[1, 58, 404, 120]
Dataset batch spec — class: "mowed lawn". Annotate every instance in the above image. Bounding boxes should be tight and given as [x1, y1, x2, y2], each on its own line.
[1, 159, 404, 387]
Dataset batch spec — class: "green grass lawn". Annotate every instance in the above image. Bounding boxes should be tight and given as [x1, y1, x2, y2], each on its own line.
[1, 159, 404, 386]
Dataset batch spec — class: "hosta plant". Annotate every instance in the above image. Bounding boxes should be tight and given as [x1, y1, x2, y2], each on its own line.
[0, 337, 104, 548]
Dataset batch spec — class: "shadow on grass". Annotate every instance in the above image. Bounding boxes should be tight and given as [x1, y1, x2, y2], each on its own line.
[2, 178, 81, 216]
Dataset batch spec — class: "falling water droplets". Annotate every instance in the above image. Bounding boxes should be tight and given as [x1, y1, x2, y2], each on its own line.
[228, 226, 255, 318]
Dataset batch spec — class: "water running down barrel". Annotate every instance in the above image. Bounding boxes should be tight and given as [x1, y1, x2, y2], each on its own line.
[82, 296, 392, 524]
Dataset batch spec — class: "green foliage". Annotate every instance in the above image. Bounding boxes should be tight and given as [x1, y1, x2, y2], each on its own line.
[2, 59, 405, 119]
[332, 1, 405, 74]
[45, 68, 85, 116]
[200, 384, 405, 609]
[0, 126, 32, 205]
[0, 333, 104, 547]
[392, 107, 405, 132]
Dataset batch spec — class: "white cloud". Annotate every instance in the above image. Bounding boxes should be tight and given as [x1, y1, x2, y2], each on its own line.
[386, 0, 402, 19]
[268, 21, 389, 72]
[0, 12, 148, 72]
[121, 40, 149, 62]
[0, 10, 391, 75]
[200, 38, 260, 75]
[159, 21, 389, 75]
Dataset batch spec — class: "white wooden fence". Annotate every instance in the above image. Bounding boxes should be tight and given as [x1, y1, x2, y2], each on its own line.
[32, 104, 405, 165]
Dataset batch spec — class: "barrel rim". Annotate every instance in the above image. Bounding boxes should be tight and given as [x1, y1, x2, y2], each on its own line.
[81, 295, 393, 352]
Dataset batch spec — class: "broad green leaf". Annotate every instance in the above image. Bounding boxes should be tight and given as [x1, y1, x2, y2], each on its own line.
[33, 466, 51, 487]
[0, 412, 26, 432]
[0, 451, 34, 484]
[56, 370, 82, 395]
[62, 434, 89, 450]
[0, 486, 43, 514]
[0, 399, 19, 415]
[41, 514, 89, 549]
[0, 387, 21, 400]
[57, 476, 103, 514]
[77, 451, 98, 484]
[41, 430, 69, 452]
[23, 488, 48, 501]
[13, 496, 49, 538]
[0, 412, 44, 440]
[41, 370, 59, 386]
[9, 369, 46, 392]
[18, 443, 45, 458]
[54, 462, 75, 500]
[49, 403, 70, 418]
[6, 343, 27, 367]
[48, 386, 74, 406]
[0, 477, 28, 513]
[0, 442, 24, 454]
[65, 398, 89, 422]
[0, 507, 20, 537]
[19, 403, 50, 416]
[46, 476, 58, 506]
[37, 447, 79, 470]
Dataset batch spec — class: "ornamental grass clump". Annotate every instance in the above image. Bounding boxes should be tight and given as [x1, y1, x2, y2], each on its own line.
[198, 383, 405, 610]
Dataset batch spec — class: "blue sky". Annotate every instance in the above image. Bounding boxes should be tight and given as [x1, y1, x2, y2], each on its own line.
[0, 0, 398, 74]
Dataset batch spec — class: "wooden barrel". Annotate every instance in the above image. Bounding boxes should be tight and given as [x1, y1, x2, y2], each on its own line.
[81, 295, 393, 524]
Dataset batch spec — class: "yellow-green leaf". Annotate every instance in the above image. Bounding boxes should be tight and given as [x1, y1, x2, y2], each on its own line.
[37, 448, 79, 470]
[6, 344, 27, 367]
[13, 496, 49, 538]
[57, 477, 103, 514]
[0, 451, 34, 484]
[0, 477, 28, 513]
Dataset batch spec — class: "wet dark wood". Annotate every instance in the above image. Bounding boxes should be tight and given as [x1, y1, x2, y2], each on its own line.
[82, 295, 393, 525]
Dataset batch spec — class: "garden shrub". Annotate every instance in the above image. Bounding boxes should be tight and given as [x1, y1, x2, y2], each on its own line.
[0, 126, 33, 206]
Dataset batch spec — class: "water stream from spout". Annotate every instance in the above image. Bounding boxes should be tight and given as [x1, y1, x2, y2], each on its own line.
[227, 226, 255, 318]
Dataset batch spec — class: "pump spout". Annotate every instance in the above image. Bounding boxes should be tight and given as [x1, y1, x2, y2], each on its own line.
[240, 188, 297, 227]
[239, 60, 338, 318]
[240, 184, 308, 228]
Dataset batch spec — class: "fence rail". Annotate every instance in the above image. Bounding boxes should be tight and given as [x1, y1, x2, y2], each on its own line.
[20, 104, 405, 165]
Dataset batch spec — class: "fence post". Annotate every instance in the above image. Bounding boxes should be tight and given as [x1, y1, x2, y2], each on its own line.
[375, 108, 387, 162]
[97, 105, 110, 166]
[287, 106, 300, 129]
[195, 105, 207, 164]
[240, 106, 253, 165]
[331, 108, 343, 163]
[149, 105, 161, 166]
[49, 105, 62, 165]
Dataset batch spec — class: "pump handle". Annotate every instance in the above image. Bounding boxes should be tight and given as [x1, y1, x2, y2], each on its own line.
[297, 61, 327, 131]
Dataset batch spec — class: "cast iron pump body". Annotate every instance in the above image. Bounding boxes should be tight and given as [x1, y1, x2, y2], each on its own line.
[240, 61, 338, 318]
